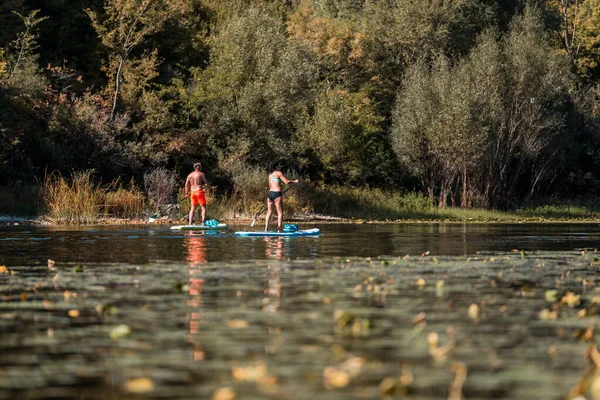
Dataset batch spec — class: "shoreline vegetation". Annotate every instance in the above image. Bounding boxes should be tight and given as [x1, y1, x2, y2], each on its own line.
[1, 1, 600, 228]
[1, 171, 599, 226]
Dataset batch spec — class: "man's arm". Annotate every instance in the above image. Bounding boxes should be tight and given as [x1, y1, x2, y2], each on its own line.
[202, 173, 209, 187]
[185, 175, 191, 197]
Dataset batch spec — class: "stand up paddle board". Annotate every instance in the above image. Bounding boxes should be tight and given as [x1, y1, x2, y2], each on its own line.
[234, 228, 320, 237]
[171, 224, 228, 231]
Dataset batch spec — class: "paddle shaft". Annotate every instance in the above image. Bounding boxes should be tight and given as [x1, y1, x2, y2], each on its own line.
[250, 183, 297, 227]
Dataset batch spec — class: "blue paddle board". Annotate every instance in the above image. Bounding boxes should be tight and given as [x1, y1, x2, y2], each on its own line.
[234, 228, 320, 237]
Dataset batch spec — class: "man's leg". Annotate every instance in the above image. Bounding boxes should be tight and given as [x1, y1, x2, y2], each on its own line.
[200, 205, 206, 224]
[189, 203, 196, 225]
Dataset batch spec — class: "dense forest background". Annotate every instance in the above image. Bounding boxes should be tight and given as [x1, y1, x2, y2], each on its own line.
[1, 0, 599, 210]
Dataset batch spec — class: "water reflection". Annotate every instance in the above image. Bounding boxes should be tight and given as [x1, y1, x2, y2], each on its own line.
[2, 223, 600, 267]
[185, 232, 206, 360]
[264, 237, 286, 260]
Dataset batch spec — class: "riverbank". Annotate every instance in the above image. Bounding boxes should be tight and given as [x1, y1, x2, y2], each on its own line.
[3, 209, 599, 227]
[2, 181, 599, 225]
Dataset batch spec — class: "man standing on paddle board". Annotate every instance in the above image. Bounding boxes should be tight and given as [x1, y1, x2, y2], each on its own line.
[265, 162, 298, 232]
[185, 162, 209, 225]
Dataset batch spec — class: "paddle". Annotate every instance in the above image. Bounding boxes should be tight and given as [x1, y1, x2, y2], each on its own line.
[250, 182, 298, 228]
[148, 197, 187, 223]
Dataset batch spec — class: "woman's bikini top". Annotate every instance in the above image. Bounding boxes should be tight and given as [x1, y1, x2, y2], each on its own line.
[269, 174, 283, 184]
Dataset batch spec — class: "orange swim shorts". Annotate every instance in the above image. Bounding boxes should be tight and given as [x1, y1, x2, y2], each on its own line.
[190, 190, 206, 206]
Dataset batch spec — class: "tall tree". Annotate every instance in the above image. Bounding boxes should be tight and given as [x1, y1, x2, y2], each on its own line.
[86, 0, 180, 121]
[3, 9, 47, 86]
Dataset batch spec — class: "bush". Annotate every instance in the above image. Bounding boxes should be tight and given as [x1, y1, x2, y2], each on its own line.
[144, 167, 177, 211]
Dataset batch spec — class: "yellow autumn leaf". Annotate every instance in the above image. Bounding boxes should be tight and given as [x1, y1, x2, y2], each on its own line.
[124, 377, 153, 393]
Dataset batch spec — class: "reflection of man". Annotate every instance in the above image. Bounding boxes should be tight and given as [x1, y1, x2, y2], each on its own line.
[186, 232, 207, 266]
[185, 233, 206, 361]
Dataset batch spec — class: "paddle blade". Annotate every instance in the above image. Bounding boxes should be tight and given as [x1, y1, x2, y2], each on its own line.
[148, 213, 158, 223]
[250, 216, 258, 227]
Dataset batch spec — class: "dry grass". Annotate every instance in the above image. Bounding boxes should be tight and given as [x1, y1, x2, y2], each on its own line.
[43, 170, 109, 224]
[104, 180, 146, 219]
[43, 170, 146, 224]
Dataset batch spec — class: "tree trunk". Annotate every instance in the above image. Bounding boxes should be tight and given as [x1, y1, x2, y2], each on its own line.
[110, 54, 126, 121]
[460, 166, 468, 208]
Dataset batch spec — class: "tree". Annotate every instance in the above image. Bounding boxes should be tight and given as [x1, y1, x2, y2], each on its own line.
[3, 9, 47, 87]
[392, 6, 574, 208]
[190, 5, 318, 178]
[86, 0, 180, 121]
[546, 0, 600, 80]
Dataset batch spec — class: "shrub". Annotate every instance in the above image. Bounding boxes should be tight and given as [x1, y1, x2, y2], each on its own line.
[144, 167, 177, 211]
[228, 163, 266, 216]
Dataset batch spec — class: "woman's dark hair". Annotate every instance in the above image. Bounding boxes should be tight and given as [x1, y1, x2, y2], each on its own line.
[268, 161, 281, 173]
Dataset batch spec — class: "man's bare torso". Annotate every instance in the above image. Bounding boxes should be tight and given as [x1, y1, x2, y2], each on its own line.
[187, 171, 205, 191]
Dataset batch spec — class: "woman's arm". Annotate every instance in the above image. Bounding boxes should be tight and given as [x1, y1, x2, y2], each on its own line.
[278, 171, 299, 185]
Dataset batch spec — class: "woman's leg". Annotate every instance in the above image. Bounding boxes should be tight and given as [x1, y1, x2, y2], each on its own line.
[264, 200, 274, 231]
[274, 196, 283, 231]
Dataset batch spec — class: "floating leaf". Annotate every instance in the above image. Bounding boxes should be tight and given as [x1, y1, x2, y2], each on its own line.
[545, 290, 559, 302]
[468, 304, 479, 320]
[232, 362, 267, 382]
[110, 324, 131, 340]
[0, 265, 8, 274]
[228, 319, 248, 329]
[68, 309, 80, 318]
[124, 377, 153, 393]
[412, 312, 426, 325]
[379, 377, 399, 395]
[561, 291, 581, 308]
[539, 309, 558, 320]
[72, 265, 84, 273]
[213, 387, 237, 400]
[323, 367, 350, 389]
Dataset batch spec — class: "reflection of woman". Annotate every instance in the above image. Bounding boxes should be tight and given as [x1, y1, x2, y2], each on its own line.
[265, 162, 298, 232]
[264, 237, 285, 260]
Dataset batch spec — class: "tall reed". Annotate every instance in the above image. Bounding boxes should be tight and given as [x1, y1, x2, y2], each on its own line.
[104, 181, 146, 219]
[43, 170, 111, 224]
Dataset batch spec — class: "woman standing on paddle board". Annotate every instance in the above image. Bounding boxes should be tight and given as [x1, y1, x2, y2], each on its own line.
[265, 162, 298, 232]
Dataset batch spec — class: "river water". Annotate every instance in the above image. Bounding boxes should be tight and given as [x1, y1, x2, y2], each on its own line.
[1, 223, 600, 399]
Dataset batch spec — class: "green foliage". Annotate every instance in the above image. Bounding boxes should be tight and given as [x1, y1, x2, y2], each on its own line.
[0, 0, 597, 216]
[392, 6, 574, 208]
[192, 5, 318, 171]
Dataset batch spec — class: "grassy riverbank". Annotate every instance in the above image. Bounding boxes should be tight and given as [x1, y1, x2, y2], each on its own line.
[1, 177, 599, 224]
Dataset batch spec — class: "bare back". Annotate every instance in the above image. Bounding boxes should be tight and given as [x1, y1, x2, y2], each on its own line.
[186, 171, 206, 192]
